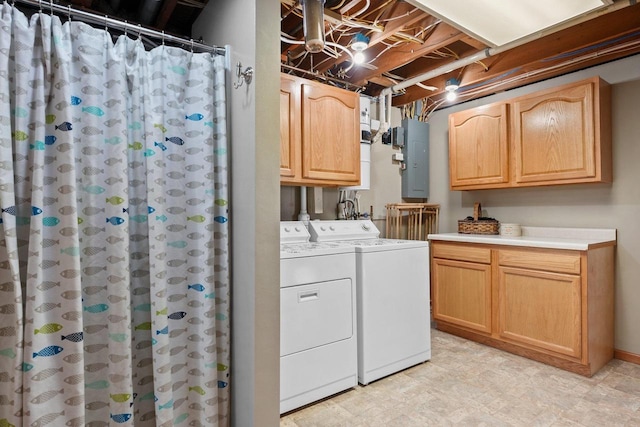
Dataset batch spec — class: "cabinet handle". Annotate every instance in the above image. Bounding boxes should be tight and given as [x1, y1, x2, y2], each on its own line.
[298, 290, 319, 302]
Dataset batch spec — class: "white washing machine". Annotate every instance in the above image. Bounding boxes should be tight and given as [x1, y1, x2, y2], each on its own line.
[308, 219, 431, 385]
[279, 221, 358, 413]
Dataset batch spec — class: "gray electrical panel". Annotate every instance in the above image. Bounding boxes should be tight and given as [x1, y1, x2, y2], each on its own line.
[401, 118, 429, 199]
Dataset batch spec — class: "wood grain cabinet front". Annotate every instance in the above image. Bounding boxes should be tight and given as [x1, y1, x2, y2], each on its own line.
[512, 77, 611, 186]
[447, 76, 611, 190]
[279, 73, 360, 187]
[432, 243, 492, 333]
[449, 102, 510, 190]
[432, 257, 492, 334]
[280, 74, 300, 180]
[497, 264, 582, 359]
[430, 241, 614, 377]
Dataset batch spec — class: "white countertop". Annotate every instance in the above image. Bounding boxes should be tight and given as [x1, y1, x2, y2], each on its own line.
[428, 226, 616, 251]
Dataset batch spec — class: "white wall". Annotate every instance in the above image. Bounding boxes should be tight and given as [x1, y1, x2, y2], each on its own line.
[193, 0, 281, 425]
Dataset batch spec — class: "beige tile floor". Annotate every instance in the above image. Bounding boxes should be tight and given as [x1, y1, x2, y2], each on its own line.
[280, 329, 640, 426]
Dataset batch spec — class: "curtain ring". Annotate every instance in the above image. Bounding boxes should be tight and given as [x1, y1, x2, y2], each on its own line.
[137, 23, 142, 40]
[190, 39, 194, 53]
[124, 20, 128, 37]
[49, 0, 54, 17]
[104, 15, 108, 32]
[38, 0, 42, 12]
[161, 30, 165, 46]
[67, 5, 71, 22]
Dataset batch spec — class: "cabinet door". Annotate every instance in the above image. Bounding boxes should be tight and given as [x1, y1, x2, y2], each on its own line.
[432, 258, 492, 334]
[512, 79, 597, 184]
[448, 102, 509, 189]
[280, 74, 301, 179]
[497, 266, 582, 359]
[301, 82, 360, 184]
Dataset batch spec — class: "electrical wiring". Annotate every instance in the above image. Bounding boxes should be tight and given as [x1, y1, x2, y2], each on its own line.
[325, 41, 356, 72]
[330, 0, 348, 11]
[393, 31, 425, 44]
[416, 82, 437, 91]
[280, 33, 305, 45]
[363, 0, 396, 22]
[460, 37, 640, 101]
[375, 7, 417, 24]
[349, 0, 370, 19]
[439, 46, 459, 59]
[407, 35, 640, 121]
[293, 51, 309, 68]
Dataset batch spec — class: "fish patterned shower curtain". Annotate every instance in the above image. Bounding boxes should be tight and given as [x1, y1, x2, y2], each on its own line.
[0, 3, 230, 426]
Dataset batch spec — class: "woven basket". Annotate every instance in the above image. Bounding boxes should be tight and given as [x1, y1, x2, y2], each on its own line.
[457, 203, 499, 235]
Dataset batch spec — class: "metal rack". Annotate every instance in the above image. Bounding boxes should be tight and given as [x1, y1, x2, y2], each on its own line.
[385, 203, 440, 240]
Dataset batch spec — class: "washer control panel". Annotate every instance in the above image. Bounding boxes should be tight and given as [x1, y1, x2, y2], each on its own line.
[280, 221, 310, 243]
[308, 220, 380, 242]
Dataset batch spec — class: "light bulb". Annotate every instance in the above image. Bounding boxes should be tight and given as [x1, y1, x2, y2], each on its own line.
[446, 90, 457, 101]
[353, 51, 365, 64]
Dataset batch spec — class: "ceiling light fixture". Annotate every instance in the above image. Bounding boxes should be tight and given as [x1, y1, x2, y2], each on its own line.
[445, 77, 460, 101]
[351, 33, 370, 52]
[353, 51, 365, 64]
[351, 32, 369, 65]
[302, 0, 326, 53]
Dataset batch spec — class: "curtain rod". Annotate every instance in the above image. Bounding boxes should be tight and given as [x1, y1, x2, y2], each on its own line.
[10, 0, 225, 55]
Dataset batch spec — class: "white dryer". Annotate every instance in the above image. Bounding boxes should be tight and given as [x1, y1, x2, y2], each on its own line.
[279, 221, 357, 413]
[308, 220, 431, 385]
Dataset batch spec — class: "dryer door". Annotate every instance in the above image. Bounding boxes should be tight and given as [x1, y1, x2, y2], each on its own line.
[281, 278, 354, 356]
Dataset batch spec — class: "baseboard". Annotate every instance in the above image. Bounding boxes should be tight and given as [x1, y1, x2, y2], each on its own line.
[614, 349, 640, 365]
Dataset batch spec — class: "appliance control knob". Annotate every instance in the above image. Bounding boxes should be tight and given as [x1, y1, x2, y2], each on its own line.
[329, 226, 335, 231]
[284, 227, 291, 232]
[320, 226, 326, 231]
[362, 223, 370, 231]
[294, 226, 301, 232]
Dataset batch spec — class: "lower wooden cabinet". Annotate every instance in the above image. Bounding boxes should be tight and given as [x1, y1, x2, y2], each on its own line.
[497, 266, 582, 359]
[432, 244, 492, 334]
[431, 241, 614, 377]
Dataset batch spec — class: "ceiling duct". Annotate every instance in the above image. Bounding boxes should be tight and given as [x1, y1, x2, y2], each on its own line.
[301, 0, 326, 53]
[138, 0, 163, 26]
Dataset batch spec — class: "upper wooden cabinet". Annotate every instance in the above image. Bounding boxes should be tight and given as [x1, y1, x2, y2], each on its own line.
[512, 78, 611, 185]
[280, 74, 360, 187]
[448, 77, 611, 190]
[280, 74, 301, 180]
[449, 102, 510, 188]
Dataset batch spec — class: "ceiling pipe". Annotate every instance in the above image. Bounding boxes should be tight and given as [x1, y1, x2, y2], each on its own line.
[385, 0, 636, 96]
[302, 0, 327, 53]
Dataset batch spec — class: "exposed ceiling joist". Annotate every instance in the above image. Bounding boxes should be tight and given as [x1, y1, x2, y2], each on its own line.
[58, 0, 640, 112]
